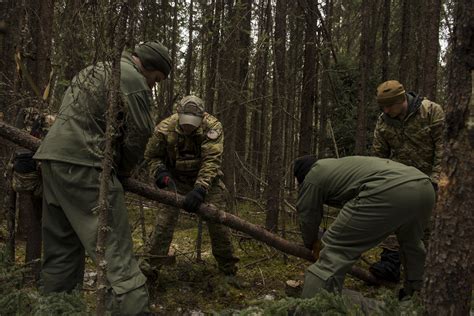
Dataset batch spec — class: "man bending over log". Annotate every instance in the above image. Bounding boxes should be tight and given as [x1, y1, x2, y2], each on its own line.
[293, 155, 435, 300]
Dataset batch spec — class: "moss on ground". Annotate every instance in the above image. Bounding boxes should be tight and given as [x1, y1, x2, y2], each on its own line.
[0, 196, 402, 314]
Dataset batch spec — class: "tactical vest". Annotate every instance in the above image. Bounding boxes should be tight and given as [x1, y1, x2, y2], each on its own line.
[165, 116, 207, 179]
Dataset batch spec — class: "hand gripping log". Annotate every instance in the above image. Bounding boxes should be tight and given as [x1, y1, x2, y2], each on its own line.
[0, 121, 380, 285]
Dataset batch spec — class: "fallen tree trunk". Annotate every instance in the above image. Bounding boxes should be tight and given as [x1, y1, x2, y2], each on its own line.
[0, 121, 380, 285]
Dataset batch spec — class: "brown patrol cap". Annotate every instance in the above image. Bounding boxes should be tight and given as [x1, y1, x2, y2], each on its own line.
[376, 80, 406, 106]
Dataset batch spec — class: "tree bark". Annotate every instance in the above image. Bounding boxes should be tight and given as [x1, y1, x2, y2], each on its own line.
[380, 0, 390, 81]
[3, 162, 16, 263]
[317, 0, 333, 158]
[354, 0, 378, 155]
[420, 0, 441, 100]
[235, 0, 251, 191]
[21, 193, 42, 281]
[205, 0, 222, 114]
[398, 0, 411, 86]
[422, 0, 474, 314]
[184, 0, 194, 95]
[95, 2, 129, 314]
[250, 0, 271, 198]
[0, 120, 381, 286]
[298, 0, 317, 157]
[264, 0, 286, 232]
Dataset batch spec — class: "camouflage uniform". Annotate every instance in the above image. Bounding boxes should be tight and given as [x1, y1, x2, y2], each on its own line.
[12, 107, 55, 196]
[145, 105, 239, 275]
[372, 92, 444, 251]
[373, 92, 444, 185]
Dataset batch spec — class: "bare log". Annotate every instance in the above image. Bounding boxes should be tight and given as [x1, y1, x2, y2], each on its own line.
[0, 121, 380, 285]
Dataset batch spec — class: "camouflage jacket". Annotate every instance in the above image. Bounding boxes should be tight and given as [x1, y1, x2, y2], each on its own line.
[34, 52, 154, 177]
[145, 113, 224, 191]
[372, 92, 444, 183]
[15, 107, 55, 139]
[11, 107, 55, 194]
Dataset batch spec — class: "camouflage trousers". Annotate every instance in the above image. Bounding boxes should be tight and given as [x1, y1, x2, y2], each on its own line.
[147, 179, 239, 275]
[12, 170, 43, 197]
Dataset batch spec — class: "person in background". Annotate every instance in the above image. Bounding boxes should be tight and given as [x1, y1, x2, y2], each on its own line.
[370, 80, 444, 282]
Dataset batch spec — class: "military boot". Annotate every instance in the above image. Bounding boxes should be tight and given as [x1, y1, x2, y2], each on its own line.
[369, 249, 401, 282]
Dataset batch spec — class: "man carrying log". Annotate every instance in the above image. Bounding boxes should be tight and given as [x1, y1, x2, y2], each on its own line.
[293, 155, 435, 300]
[32, 41, 172, 314]
[143, 95, 239, 284]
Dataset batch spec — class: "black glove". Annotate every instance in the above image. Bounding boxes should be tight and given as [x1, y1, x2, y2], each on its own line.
[183, 187, 206, 213]
[155, 170, 175, 189]
[13, 149, 36, 173]
[369, 249, 401, 282]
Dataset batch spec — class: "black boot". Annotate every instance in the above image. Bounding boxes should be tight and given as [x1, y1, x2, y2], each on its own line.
[369, 249, 401, 282]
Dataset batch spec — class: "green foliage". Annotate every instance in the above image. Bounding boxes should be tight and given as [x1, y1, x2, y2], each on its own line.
[222, 291, 363, 316]
[222, 290, 425, 316]
[0, 246, 88, 315]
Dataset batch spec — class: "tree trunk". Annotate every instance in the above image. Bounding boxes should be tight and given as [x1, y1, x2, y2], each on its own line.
[355, 0, 378, 155]
[22, 193, 42, 281]
[317, 0, 333, 158]
[95, 3, 129, 314]
[380, 0, 391, 81]
[421, 0, 441, 100]
[218, 0, 239, 198]
[249, 0, 271, 198]
[28, 0, 53, 102]
[235, 0, 251, 192]
[298, 0, 317, 157]
[205, 0, 222, 114]
[264, 0, 286, 232]
[398, 0, 411, 85]
[422, 1, 474, 314]
[0, 120, 383, 286]
[184, 0, 194, 95]
[60, 0, 87, 82]
[3, 163, 16, 262]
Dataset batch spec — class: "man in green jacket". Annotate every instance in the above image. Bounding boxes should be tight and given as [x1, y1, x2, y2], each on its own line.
[34, 41, 172, 315]
[370, 80, 444, 282]
[293, 156, 435, 299]
[144, 95, 239, 278]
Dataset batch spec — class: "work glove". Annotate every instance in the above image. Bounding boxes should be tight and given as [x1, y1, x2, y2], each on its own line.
[13, 149, 36, 174]
[155, 170, 176, 190]
[312, 240, 321, 261]
[182, 187, 206, 213]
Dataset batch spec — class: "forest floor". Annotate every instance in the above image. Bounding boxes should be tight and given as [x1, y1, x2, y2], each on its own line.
[1, 194, 402, 315]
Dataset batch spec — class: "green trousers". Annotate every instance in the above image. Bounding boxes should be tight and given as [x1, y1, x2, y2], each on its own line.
[302, 179, 435, 297]
[147, 179, 239, 275]
[41, 161, 149, 315]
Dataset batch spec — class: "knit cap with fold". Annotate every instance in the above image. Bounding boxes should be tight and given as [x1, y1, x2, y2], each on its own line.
[134, 41, 172, 78]
[293, 155, 318, 185]
[176, 95, 205, 127]
[376, 80, 406, 106]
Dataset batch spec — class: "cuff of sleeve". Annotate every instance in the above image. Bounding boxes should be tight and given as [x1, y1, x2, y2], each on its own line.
[194, 183, 208, 193]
